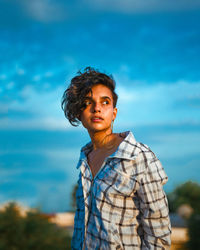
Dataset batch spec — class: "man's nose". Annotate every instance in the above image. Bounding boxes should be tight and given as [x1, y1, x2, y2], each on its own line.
[93, 102, 101, 112]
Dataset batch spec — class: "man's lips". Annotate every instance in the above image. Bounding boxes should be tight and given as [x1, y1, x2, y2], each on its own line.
[91, 116, 104, 122]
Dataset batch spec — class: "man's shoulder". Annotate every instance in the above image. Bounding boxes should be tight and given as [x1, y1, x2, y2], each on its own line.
[120, 131, 156, 160]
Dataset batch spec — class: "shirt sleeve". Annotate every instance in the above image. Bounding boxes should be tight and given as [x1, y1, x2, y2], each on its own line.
[71, 173, 85, 250]
[137, 153, 171, 249]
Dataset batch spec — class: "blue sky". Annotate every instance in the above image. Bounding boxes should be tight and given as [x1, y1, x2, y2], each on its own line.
[0, 0, 200, 212]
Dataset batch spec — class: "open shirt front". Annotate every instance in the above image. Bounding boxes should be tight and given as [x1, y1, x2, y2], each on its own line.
[72, 131, 171, 249]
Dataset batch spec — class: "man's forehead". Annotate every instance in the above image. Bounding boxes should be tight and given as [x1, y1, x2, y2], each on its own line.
[85, 94, 112, 100]
[85, 85, 113, 97]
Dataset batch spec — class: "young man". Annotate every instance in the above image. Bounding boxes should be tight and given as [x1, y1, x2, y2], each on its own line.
[62, 67, 171, 249]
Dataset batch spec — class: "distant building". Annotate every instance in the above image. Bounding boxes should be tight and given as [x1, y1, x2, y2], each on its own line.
[0, 201, 189, 248]
[170, 213, 188, 250]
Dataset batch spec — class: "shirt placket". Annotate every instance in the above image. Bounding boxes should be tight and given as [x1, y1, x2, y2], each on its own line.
[81, 158, 109, 249]
[80, 161, 93, 249]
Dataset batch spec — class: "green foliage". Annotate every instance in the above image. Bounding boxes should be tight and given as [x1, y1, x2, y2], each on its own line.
[71, 184, 78, 211]
[0, 202, 71, 250]
[186, 212, 200, 249]
[167, 181, 200, 213]
[167, 181, 200, 249]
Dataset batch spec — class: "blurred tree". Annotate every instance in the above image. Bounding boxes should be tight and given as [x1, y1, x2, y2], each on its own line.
[71, 184, 78, 211]
[186, 212, 200, 249]
[0, 202, 24, 249]
[0, 202, 71, 250]
[167, 181, 200, 213]
[167, 181, 200, 249]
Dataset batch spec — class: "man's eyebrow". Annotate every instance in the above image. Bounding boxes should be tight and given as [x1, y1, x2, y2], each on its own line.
[84, 96, 112, 101]
[101, 96, 112, 100]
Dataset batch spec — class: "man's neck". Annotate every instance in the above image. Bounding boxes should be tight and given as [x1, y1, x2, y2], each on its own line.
[88, 129, 113, 150]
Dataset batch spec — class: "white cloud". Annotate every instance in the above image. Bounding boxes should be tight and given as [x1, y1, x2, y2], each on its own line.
[23, 0, 67, 23]
[150, 131, 200, 160]
[33, 75, 41, 81]
[0, 85, 73, 130]
[0, 102, 8, 113]
[44, 71, 53, 77]
[15, 85, 63, 116]
[0, 74, 7, 80]
[1, 147, 78, 160]
[8, 0, 200, 26]
[1, 80, 199, 130]
[0, 117, 72, 131]
[0, 147, 79, 169]
[117, 86, 137, 102]
[115, 80, 200, 127]
[43, 148, 79, 161]
[17, 68, 25, 75]
[86, 0, 200, 13]
[6, 81, 15, 90]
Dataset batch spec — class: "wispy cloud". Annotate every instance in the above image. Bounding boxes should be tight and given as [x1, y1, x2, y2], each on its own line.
[0, 141, 80, 212]
[1, 80, 199, 130]
[115, 80, 200, 127]
[24, 0, 67, 23]
[86, 0, 200, 13]
[1, 0, 200, 26]
[150, 131, 200, 159]
[1, 85, 72, 130]
[0, 148, 79, 162]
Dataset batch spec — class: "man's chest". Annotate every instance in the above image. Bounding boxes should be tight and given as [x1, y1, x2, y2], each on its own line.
[87, 148, 117, 178]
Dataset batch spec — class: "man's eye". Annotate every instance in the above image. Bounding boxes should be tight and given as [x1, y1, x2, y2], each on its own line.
[102, 100, 109, 105]
[85, 100, 91, 106]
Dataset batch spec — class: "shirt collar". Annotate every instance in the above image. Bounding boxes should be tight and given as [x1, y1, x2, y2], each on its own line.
[108, 131, 138, 160]
[76, 131, 138, 169]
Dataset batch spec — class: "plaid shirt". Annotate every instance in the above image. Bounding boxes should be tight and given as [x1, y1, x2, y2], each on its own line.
[72, 131, 171, 249]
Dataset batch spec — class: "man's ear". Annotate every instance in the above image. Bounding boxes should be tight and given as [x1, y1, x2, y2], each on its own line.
[113, 107, 117, 121]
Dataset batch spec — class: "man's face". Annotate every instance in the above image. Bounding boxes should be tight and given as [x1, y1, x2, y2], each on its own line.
[80, 84, 117, 134]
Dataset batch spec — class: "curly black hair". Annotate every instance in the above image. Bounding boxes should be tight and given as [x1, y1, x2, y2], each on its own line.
[61, 67, 118, 126]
